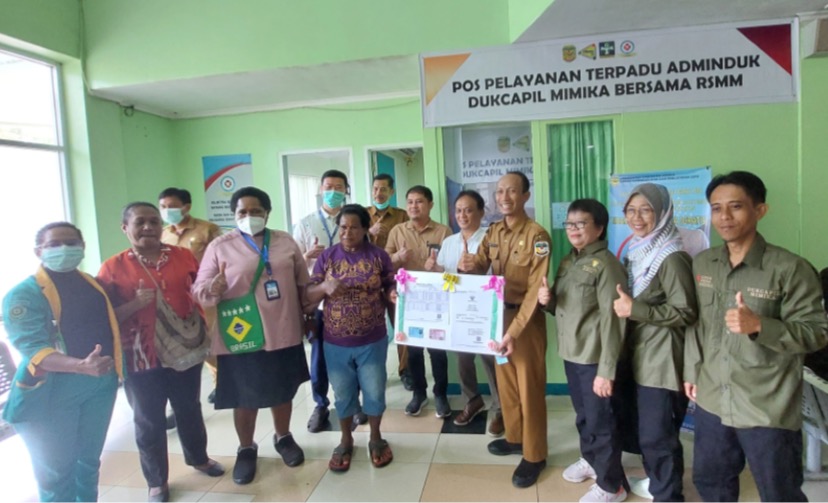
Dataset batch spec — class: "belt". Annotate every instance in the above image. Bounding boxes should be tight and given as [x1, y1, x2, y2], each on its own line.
[504, 302, 521, 310]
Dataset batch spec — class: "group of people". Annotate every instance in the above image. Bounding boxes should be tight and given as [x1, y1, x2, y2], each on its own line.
[2, 168, 826, 503]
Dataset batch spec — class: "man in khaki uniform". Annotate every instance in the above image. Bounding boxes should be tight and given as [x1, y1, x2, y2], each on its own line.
[685, 171, 828, 501]
[385, 186, 452, 418]
[365, 173, 411, 390]
[458, 171, 550, 488]
[159, 187, 222, 408]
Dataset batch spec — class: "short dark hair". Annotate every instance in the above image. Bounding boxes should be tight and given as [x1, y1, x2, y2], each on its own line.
[157, 187, 192, 205]
[406, 185, 433, 202]
[336, 204, 371, 242]
[373, 173, 395, 189]
[455, 190, 485, 211]
[706, 171, 767, 204]
[230, 187, 272, 213]
[35, 222, 84, 247]
[568, 198, 609, 240]
[122, 202, 159, 224]
[321, 169, 350, 192]
[505, 171, 531, 193]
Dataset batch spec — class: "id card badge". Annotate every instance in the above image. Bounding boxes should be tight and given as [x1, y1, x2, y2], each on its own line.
[495, 355, 509, 365]
[264, 280, 281, 301]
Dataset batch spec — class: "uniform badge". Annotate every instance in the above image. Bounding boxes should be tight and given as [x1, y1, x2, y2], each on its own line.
[9, 305, 27, 320]
[534, 241, 550, 257]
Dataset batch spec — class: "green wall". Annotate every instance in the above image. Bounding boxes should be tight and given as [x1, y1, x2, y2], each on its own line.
[0, 0, 80, 58]
[507, 0, 555, 42]
[82, 0, 512, 88]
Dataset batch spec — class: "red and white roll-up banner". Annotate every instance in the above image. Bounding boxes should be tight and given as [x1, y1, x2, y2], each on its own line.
[420, 20, 797, 128]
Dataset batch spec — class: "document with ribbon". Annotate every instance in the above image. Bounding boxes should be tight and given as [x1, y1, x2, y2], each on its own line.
[394, 269, 504, 355]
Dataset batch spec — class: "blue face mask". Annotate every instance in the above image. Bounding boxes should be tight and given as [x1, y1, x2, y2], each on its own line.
[373, 199, 391, 211]
[160, 207, 184, 225]
[41, 245, 85, 272]
[323, 190, 346, 209]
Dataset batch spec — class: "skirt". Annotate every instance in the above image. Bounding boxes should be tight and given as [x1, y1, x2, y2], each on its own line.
[214, 344, 309, 410]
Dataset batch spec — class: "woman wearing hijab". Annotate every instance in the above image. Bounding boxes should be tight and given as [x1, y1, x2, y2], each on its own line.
[2, 222, 121, 502]
[613, 183, 698, 502]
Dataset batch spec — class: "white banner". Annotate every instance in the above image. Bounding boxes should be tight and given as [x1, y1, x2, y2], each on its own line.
[421, 20, 797, 128]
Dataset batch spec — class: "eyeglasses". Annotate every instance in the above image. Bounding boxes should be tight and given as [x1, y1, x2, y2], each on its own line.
[624, 207, 654, 218]
[563, 221, 591, 230]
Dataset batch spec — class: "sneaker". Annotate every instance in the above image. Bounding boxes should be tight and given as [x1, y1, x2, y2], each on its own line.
[435, 395, 451, 418]
[563, 457, 597, 483]
[487, 411, 505, 437]
[165, 412, 176, 430]
[307, 406, 329, 433]
[274, 433, 305, 467]
[579, 483, 627, 503]
[400, 371, 415, 391]
[628, 476, 653, 499]
[232, 444, 258, 485]
[512, 458, 546, 488]
[405, 394, 428, 416]
[453, 395, 484, 426]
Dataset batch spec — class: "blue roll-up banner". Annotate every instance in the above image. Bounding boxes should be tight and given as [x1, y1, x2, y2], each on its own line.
[608, 167, 712, 260]
[203, 154, 254, 229]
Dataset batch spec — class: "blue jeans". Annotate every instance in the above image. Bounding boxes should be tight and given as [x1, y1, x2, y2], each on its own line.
[323, 338, 388, 418]
[310, 310, 330, 408]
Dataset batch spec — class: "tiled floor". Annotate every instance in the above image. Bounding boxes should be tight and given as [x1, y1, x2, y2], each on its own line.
[3, 343, 828, 502]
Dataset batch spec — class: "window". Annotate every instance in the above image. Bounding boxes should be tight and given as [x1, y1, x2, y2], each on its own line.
[0, 49, 68, 305]
[281, 150, 352, 228]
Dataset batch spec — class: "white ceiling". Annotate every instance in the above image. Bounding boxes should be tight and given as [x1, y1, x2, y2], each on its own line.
[91, 0, 828, 119]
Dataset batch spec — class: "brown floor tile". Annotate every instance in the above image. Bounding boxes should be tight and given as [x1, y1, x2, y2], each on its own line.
[421, 463, 537, 502]
[98, 451, 141, 486]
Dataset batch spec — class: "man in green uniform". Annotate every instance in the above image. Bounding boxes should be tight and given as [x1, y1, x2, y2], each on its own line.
[685, 171, 828, 501]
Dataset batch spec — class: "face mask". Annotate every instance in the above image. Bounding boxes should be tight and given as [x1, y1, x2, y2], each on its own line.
[160, 208, 184, 225]
[41, 245, 85, 272]
[373, 199, 391, 211]
[323, 190, 346, 209]
[238, 216, 266, 236]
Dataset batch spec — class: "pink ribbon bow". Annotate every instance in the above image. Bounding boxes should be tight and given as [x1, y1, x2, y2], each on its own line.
[395, 268, 417, 293]
[482, 275, 505, 301]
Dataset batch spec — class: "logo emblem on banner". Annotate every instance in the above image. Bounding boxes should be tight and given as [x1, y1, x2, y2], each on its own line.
[620, 40, 636, 56]
[562, 45, 576, 62]
[579, 43, 597, 60]
[221, 175, 236, 192]
[599, 41, 615, 58]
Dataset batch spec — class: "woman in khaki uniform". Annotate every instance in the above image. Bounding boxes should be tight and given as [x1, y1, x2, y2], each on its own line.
[613, 184, 698, 502]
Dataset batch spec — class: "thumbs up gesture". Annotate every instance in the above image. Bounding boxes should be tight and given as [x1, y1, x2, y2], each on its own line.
[210, 262, 229, 296]
[134, 278, 155, 308]
[538, 276, 552, 306]
[725, 291, 761, 335]
[305, 236, 325, 260]
[457, 238, 476, 272]
[424, 248, 438, 271]
[79, 344, 115, 377]
[613, 284, 633, 318]
[395, 242, 411, 265]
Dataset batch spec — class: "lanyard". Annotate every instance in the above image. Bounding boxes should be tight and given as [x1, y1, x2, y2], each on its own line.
[241, 230, 272, 277]
[317, 209, 338, 246]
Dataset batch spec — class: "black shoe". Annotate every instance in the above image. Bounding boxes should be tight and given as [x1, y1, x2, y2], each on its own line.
[405, 394, 428, 416]
[400, 371, 415, 391]
[512, 458, 546, 488]
[148, 485, 170, 502]
[274, 433, 305, 467]
[434, 395, 451, 419]
[207, 389, 216, 404]
[165, 413, 176, 430]
[232, 444, 258, 485]
[307, 406, 329, 433]
[487, 439, 523, 456]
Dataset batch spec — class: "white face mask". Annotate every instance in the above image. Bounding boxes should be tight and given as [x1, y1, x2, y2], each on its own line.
[160, 207, 184, 225]
[237, 216, 266, 235]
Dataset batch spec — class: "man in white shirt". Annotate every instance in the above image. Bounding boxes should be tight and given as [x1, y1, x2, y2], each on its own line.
[292, 169, 357, 432]
[426, 190, 503, 436]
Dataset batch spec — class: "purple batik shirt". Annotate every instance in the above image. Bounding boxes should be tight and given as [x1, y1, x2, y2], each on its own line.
[310, 242, 395, 347]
